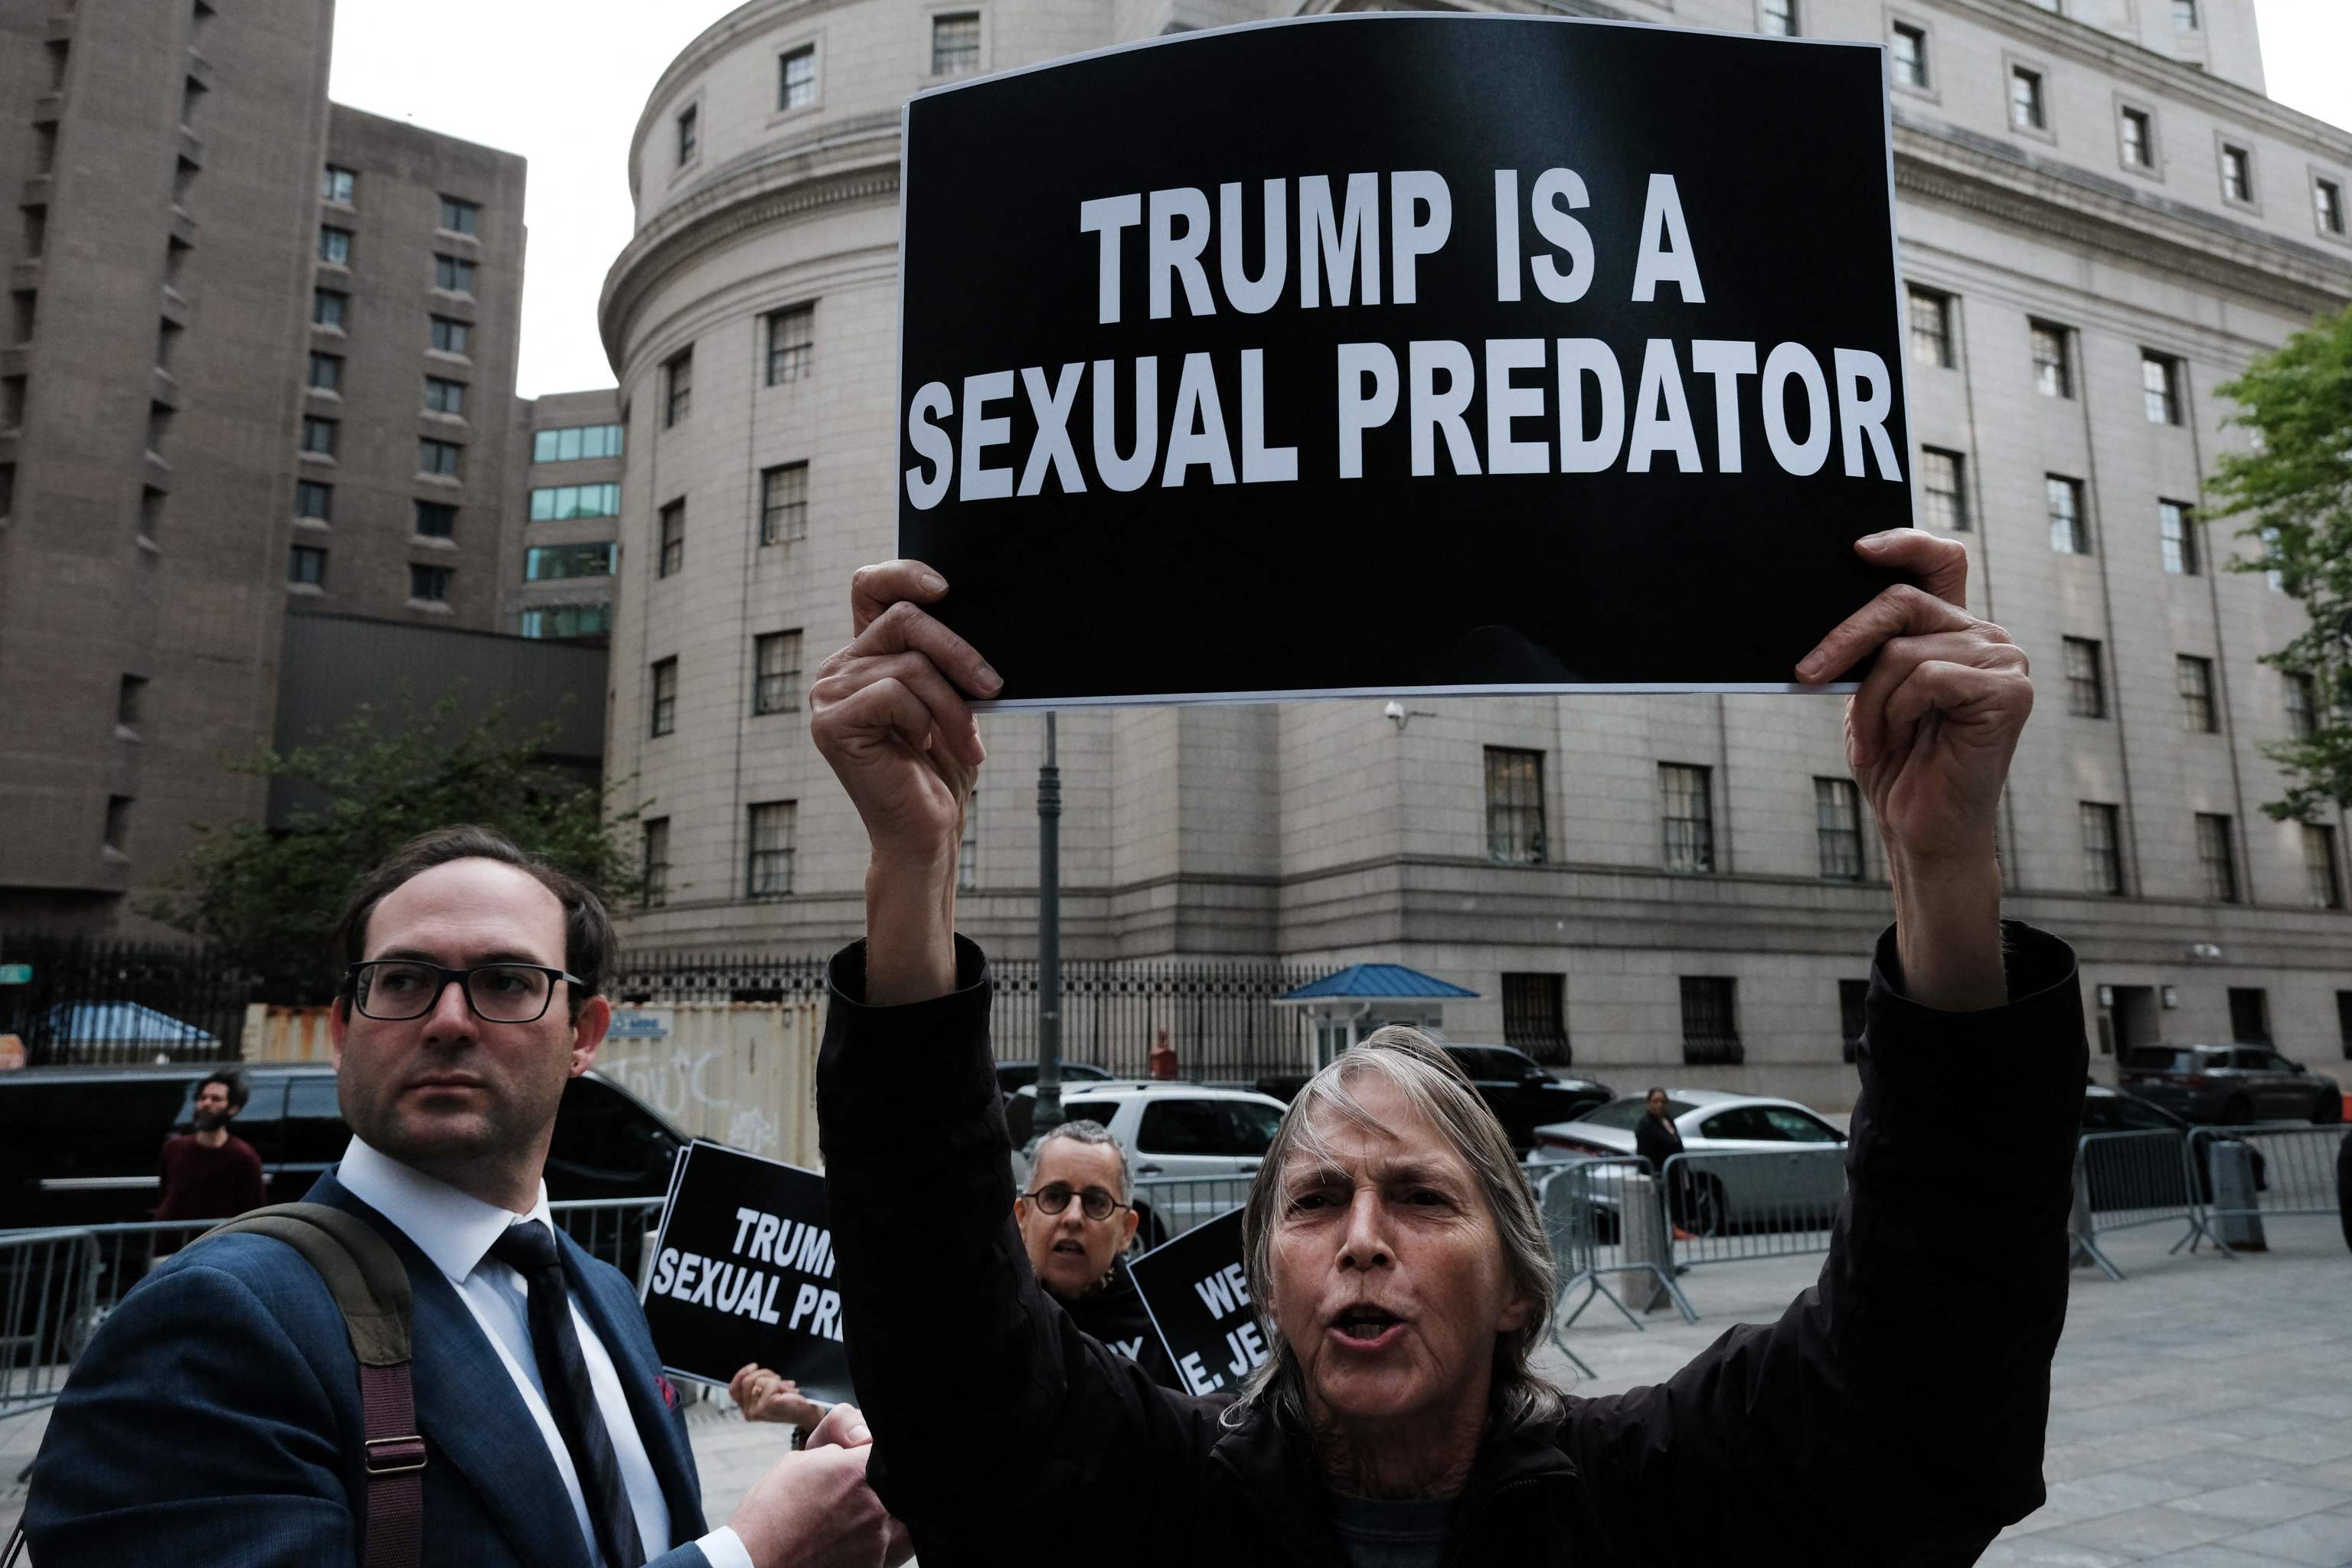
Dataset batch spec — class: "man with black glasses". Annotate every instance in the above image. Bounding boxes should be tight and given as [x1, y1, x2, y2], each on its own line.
[28, 825, 908, 1568]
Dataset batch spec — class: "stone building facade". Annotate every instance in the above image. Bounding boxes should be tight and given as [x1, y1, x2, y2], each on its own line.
[598, 0, 2352, 1107]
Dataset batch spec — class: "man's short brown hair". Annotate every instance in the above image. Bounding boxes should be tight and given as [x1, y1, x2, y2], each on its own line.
[331, 825, 618, 1013]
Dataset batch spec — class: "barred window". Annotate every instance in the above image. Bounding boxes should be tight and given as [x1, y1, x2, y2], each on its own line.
[433, 254, 475, 294]
[1919, 448, 1966, 531]
[2063, 637, 2106, 719]
[760, 462, 808, 545]
[649, 657, 677, 738]
[430, 315, 469, 354]
[408, 564, 451, 604]
[1484, 748, 1545, 864]
[424, 377, 466, 416]
[2285, 672, 2318, 739]
[665, 348, 693, 427]
[748, 801, 796, 898]
[766, 304, 814, 386]
[1680, 977, 1743, 1067]
[2080, 802, 2125, 895]
[1502, 973, 1569, 1063]
[1838, 978, 1869, 1065]
[2177, 655, 2216, 733]
[753, 630, 802, 716]
[931, 13, 981, 77]
[658, 500, 684, 578]
[2030, 321, 2072, 398]
[438, 196, 479, 235]
[414, 501, 456, 539]
[418, 438, 462, 478]
[2047, 475, 2088, 554]
[2159, 501, 2200, 576]
[1907, 287, 1951, 368]
[2142, 351, 2180, 424]
[2305, 823, 2343, 910]
[1815, 776, 1862, 880]
[1661, 763, 1714, 874]
[641, 818, 670, 909]
[2195, 813, 2239, 903]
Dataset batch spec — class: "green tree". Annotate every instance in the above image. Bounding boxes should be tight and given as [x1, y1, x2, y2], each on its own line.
[2209, 302, 2352, 824]
[149, 693, 643, 1000]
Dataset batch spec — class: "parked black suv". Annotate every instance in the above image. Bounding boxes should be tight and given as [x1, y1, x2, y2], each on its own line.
[2118, 1044, 2343, 1126]
[0, 1062, 687, 1232]
[1256, 1044, 1612, 1157]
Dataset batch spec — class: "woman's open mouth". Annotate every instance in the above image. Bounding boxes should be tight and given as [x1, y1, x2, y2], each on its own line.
[1330, 1305, 1405, 1351]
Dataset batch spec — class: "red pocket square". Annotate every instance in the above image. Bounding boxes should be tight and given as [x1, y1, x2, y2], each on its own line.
[656, 1374, 680, 1410]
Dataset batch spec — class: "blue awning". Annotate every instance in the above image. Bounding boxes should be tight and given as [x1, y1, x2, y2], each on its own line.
[1277, 965, 1478, 1004]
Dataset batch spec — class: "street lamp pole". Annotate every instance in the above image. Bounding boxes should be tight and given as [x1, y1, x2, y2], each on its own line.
[1034, 711, 1064, 1133]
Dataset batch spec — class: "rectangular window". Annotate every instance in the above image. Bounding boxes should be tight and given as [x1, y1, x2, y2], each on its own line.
[2318, 178, 2347, 237]
[2030, 320, 2072, 398]
[1502, 973, 1569, 1060]
[2081, 802, 2125, 894]
[532, 424, 623, 462]
[321, 165, 354, 204]
[1484, 747, 1546, 864]
[418, 438, 462, 478]
[2063, 637, 2106, 719]
[434, 254, 475, 293]
[760, 462, 809, 545]
[1838, 978, 1870, 1065]
[1919, 447, 1967, 531]
[753, 630, 804, 715]
[300, 416, 338, 457]
[2121, 106, 2154, 168]
[2196, 813, 2239, 902]
[424, 377, 466, 416]
[959, 807, 978, 893]
[414, 500, 456, 539]
[2009, 67, 2046, 132]
[307, 351, 342, 392]
[287, 544, 327, 585]
[650, 658, 678, 737]
[528, 482, 622, 521]
[2285, 672, 2318, 740]
[1680, 977, 1743, 1067]
[658, 500, 684, 577]
[2143, 351, 2180, 423]
[1759, 0, 1796, 35]
[295, 479, 332, 520]
[641, 818, 670, 909]
[1907, 286, 1952, 368]
[1660, 763, 1715, 874]
[318, 225, 351, 265]
[2046, 475, 2088, 554]
[665, 348, 692, 427]
[2173, 0, 2197, 27]
[312, 289, 348, 329]
[932, 12, 982, 74]
[2228, 987, 2270, 1045]
[779, 45, 818, 110]
[520, 604, 610, 640]
[1890, 23, 1927, 90]
[438, 196, 479, 235]
[1815, 776, 1863, 880]
[676, 104, 697, 164]
[2159, 500, 2200, 576]
[116, 674, 146, 730]
[524, 543, 616, 581]
[103, 795, 134, 855]
[2304, 823, 2343, 910]
[2178, 655, 2216, 733]
[2221, 142, 2252, 204]
[430, 315, 469, 354]
[748, 801, 796, 898]
[409, 564, 452, 603]
[766, 304, 815, 385]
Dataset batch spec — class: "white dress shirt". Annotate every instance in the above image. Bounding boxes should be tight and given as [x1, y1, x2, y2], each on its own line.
[336, 1138, 752, 1568]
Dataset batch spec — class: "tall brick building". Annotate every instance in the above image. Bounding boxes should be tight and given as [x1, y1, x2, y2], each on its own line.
[601, 0, 2348, 1106]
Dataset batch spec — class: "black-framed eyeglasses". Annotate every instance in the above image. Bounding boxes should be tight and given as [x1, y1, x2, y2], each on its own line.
[345, 960, 582, 1024]
[1023, 1184, 1129, 1222]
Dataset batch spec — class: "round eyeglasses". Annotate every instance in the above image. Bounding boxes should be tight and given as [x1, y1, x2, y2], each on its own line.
[1023, 1184, 1130, 1222]
[345, 960, 582, 1024]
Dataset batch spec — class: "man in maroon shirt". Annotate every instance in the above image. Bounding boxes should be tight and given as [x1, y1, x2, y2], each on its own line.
[153, 1070, 267, 1250]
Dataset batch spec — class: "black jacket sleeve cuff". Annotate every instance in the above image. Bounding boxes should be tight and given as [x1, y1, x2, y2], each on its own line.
[818, 936, 998, 1160]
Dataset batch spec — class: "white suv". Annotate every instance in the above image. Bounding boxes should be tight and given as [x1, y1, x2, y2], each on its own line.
[1004, 1081, 1289, 1246]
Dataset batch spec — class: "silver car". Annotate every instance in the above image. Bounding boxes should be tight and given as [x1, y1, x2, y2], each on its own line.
[1530, 1089, 1848, 1231]
[1004, 1081, 1289, 1246]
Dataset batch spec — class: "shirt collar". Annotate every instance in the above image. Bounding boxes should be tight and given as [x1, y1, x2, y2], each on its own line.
[335, 1136, 554, 1286]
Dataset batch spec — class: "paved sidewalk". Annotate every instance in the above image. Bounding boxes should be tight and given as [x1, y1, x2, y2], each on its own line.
[7, 1217, 2348, 1561]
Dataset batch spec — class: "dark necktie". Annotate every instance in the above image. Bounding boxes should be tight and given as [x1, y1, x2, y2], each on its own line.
[489, 1220, 648, 1568]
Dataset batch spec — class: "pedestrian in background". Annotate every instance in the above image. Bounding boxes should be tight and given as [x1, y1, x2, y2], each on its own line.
[152, 1069, 267, 1254]
[1634, 1086, 1696, 1239]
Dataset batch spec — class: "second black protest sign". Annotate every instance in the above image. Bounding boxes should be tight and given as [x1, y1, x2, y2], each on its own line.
[1128, 1210, 1271, 1400]
[898, 14, 1911, 704]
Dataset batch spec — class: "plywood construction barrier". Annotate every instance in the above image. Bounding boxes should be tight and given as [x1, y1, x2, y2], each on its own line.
[596, 1001, 824, 1170]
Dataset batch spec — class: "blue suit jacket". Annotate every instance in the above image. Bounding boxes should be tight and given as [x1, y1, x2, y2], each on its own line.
[27, 1169, 715, 1567]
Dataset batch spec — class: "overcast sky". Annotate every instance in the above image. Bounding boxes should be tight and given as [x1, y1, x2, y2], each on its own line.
[325, 1, 2352, 400]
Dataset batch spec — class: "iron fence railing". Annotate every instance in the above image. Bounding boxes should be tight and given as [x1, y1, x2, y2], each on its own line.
[0, 933, 256, 1067]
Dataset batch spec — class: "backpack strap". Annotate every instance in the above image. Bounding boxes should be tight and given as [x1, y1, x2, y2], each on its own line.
[201, 1203, 423, 1568]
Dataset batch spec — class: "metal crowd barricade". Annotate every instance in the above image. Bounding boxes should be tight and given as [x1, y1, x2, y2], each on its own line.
[2068, 1129, 2208, 1279]
[1537, 1156, 1694, 1341]
[2186, 1125, 2345, 1255]
[1129, 1174, 1256, 1248]
[1654, 1147, 1847, 1282]
[548, 1197, 671, 1291]
[0, 1228, 100, 1425]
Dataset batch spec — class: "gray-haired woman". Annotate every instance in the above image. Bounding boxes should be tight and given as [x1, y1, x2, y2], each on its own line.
[812, 534, 2084, 1565]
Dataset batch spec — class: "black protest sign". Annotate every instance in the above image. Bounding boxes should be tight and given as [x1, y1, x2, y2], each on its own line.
[640, 1140, 852, 1400]
[1128, 1210, 1272, 1399]
[897, 15, 1913, 705]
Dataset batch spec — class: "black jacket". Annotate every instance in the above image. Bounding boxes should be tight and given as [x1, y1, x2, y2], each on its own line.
[1633, 1112, 1684, 1174]
[1060, 1256, 1181, 1391]
[818, 923, 2086, 1566]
